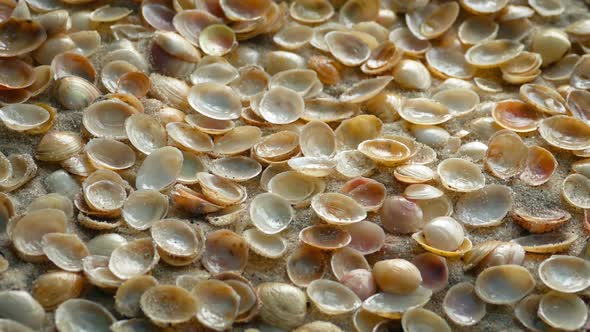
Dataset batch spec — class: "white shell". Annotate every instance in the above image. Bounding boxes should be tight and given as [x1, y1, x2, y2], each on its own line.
[307, 279, 361, 315]
[249, 193, 294, 234]
[136, 147, 183, 191]
[455, 185, 513, 228]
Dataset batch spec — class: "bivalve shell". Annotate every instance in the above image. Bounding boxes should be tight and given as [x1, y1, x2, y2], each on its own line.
[311, 193, 366, 225]
[362, 286, 432, 319]
[539, 115, 590, 150]
[287, 245, 326, 287]
[455, 184, 513, 228]
[538, 255, 590, 293]
[140, 285, 197, 327]
[151, 218, 203, 266]
[402, 308, 451, 332]
[307, 279, 361, 315]
[202, 229, 248, 274]
[485, 130, 528, 179]
[475, 265, 535, 304]
[115, 275, 158, 317]
[32, 272, 84, 310]
[538, 291, 587, 331]
[465, 40, 524, 68]
[136, 146, 183, 191]
[55, 299, 115, 332]
[109, 238, 160, 280]
[41, 233, 89, 272]
[0, 291, 45, 330]
[443, 282, 486, 326]
[257, 282, 307, 330]
[243, 228, 287, 259]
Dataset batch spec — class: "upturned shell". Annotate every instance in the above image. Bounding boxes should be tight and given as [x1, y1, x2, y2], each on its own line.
[538, 255, 590, 293]
[412, 253, 449, 292]
[82, 255, 123, 289]
[362, 286, 432, 319]
[515, 294, 551, 332]
[109, 238, 159, 280]
[55, 299, 115, 332]
[86, 233, 127, 257]
[455, 184, 513, 228]
[0, 18, 46, 57]
[538, 291, 587, 331]
[539, 115, 590, 150]
[213, 126, 262, 156]
[11, 208, 68, 262]
[402, 308, 451, 332]
[84, 138, 135, 171]
[136, 146, 183, 191]
[443, 282, 486, 326]
[562, 173, 590, 209]
[299, 224, 351, 250]
[307, 279, 361, 315]
[325, 31, 370, 67]
[140, 285, 197, 327]
[115, 275, 158, 317]
[124, 113, 167, 155]
[311, 193, 366, 225]
[290, 0, 334, 24]
[249, 193, 293, 234]
[151, 218, 202, 266]
[287, 245, 326, 287]
[343, 221, 385, 255]
[83, 99, 136, 139]
[475, 265, 535, 305]
[485, 130, 528, 179]
[197, 172, 246, 206]
[257, 282, 307, 330]
[437, 158, 485, 192]
[243, 228, 287, 259]
[399, 98, 451, 125]
[41, 233, 89, 272]
[465, 40, 524, 68]
[202, 229, 248, 274]
[492, 99, 542, 132]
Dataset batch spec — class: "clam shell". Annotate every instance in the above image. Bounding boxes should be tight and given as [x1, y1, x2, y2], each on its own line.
[136, 146, 183, 191]
[101, 189, 162, 228]
[538, 291, 587, 331]
[141, 0, 175, 31]
[311, 192, 366, 225]
[339, 177, 385, 212]
[458, 16, 498, 45]
[82, 255, 123, 289]
[299, 224, 351, 250]
[268, 170, 323, 205]
[231, 65, 270, 101]
[334, 150, 375, 178]
[389, 27, 431, 56]
[206, 204, 245, 226]
[287, 245, 326, 287]
[209, 156, 261, 182]
[41, 233, 89, 272]
[539, 115, 590, 150]
[465, 39, 524, 68]
[455, 184, 512, 228]
[290, 0, 334, 24]
[243, 228, 287, 259]
[202, 229, 248, 274]
[381, 196, 424, 234]
[270, 69, 320, 97]
[197, 172, 247, 206]
[263, 50, 306, 75]
[124, 113, 167, 155]
[485, 130, 528, 179]
[360, 42, 402, 75]
[412, 253, 448, 292]
[511, 233, 578, 254]
[11, 208, 67, 262]
[0, 57, 34, 90]
[259, 87, 304, 124]
[109, 238, 160, 280]
[0, 192, 15, 231]
[35, 131, 83, 162]
[443, 282, 486, 326]
[115, 275, 158, 317]
[307, 279, 361, 315]
[55, 76, 101, 110]
[300, 121, 336, 158]
[273, 23, 313, 50]
[335, 115, 382, 151]
[343, 221, 384, 255]
[185, 113, 235, 135]
[111, 319, 159, 332]
[0, 18, 46, 57]
[362, 286, 432, 319]
[515, 294, 551, 332]
[512, 206, 570, 233]
[84, 138, 135, 171]
[55, 299, 115, 332]
[339, 0, 379, 26]
[529, 0, 564, 16]
[475, 265, 535, 304]
[358, 138, 411, 166]
[412, 232, 472, 258]
[571, 55, 590, 90]
[340, 76, 393, 104]
[330, 246, 370, 280]
[83, 179, 126, 213]
[170, 184, 223, 215]
[199, 24, 236, 56]
[27, 193, 74, 220]
[51, 52, 96, 82]
[86, 233, 127, 257]
[188, 82, 241, 120]
[492, 99, 542, 132]
[101, 60, 137, 93]
[83, 99, 137, 139]
[191, 61, 238, 86]
[140, 285, 197, 327]
[166, 122, 213, 153]
[567, 89, 590, 123]
[437, 158, 485, 192]
[392, 59, 431, 90]
[0, 104, 51, 133]
[191, 279, 239, 330]
[353, 309, 387, 332]
[562, 173, 590, 209]
[250, 193, 293, 234]
[257, 282, 307, 330]
[149, 74, 190, 111]
[32, 272, 84, 311]
[432, 88, 479, 117]
[151, 218, 202, 266]
[213, 125, 262, 155]
[173, 9, 221, 46]
[426, 48, 475, 80]
[0, 291, 45, 330]
[213, 272, 260, 323]
[402, 308, 451, 332]
[325, 31, 370, 67]
[519, 146, 557, 186]
[303, 98, 358, 123]
[399, 98, 451, 125]
[404, 184, 443, 200]
[539, 255, 590, 293]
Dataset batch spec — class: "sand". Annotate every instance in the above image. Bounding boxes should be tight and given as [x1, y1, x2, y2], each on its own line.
[1, 0, 590, 331]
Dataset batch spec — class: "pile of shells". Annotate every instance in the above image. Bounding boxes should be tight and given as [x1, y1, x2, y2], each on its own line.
[0, 0, 590, 331]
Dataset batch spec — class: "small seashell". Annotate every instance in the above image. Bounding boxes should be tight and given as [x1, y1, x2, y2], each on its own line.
[380, 196, 424, 234]
[11, 208, 67, 262]
[0, 104, 51, 133]
[374, 259, 422, 295]
[257, 282, 307, 330]
[475, 265, 535, 305]
[339, 177, 385, 212]
[290, 0, 334, 24]
[55, 299, 115, 332]
[259, 87, 304, 124]
[458, 16, 498, 45]
[84, 138, 135, 171]
[202, 229, 248, 274]
[243, 228, 287, 259]
[83, 99, 136, 139]
[124, 114, 167, 155]
[519, 146, 557, 186]
[199, 24, 236, 56]
[538, 255, 590, 293]
[82, 255, 123, 289]
[339, 0, 379, 26]
[41, 233, 89, 272]
[35, 131, 83, 163]
[562, 173, 590, 209]
[512, 232, 578, 254]
[443, 282, 486, 326]
[115, 275, 158, 317]
[465, 39, 524, 68]
[86, 233, 127, 257]
[299, 224, 351, 250]
[325, 31, 370, 67]
[402, 308, 451, 332]
[188, 82, 241, 120]
[340, 269, 376, 301]
[539, 115, 590, 150]
[32, 271, 84, 311]
[343, 221, 384, 255]
[362, 286, 432, 319]
[492, 99, 542, 133]
[529, 0, 564, 17]
[515, 294, 551, 332]
[249, 193, 293, 234]
[0, 291, 45, 330]
[263, 50, 306, 75]
[538, 291, 587, 331]
[404, 184, 443, 201]
[571, 55, 590, 90]
[426, 48, 475, 80]
[412, 253, 448, 292]
[340, 76, 393, 104]
[109, 238, 159, 280]
[311, 192, 366, 225]
[353, 309, 387, 332]
[513, 206, 570, 234]
[268, 170, 324, 205]
[455, 184, 513, 228]
[413, 219, 472, 258]
[197, 172, 246, 206]
[273, 23, 313, 50]
[287, 245, 326, 287]
[485, 130, 528, 179]
[437, 158, 485, 192]
[101, 60, 137, 93]
[213, 125, 262, 155]
[111, 319, 159, 332]
[307, 279, 361, 315]
[151, 218, 203, 266]
[140, 285, 197, 327]
[136, 146, 183, 192]
[0, 18, 46, 57]
[358, 138, 411, 167]
[392, 59, 431, 90]
[231, 65, 270, 101]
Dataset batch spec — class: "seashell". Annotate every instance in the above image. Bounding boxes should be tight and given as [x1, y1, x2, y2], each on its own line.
[287, 245, 326, 287]
[437, 158, 485, 193]
[101, 61, 137, 94]
[190, 61, 239, 86]
[380, 196, 424, 234]
[69, 30, 101, 56]
[475, 265, 535, 305]
[311, 192, 366, 225]
[339, 0, 379, 26]
[519, 146, 557, 186]
[571, 55, 590, 90]
[175, 151, 206, 185]
[187, 82, 241, 121]
[293, 321, 343, 332]
[428, 49, 475, 81]
[0, 58, 34, 91]
[399, 98, 452, 126]
[413, 224, 472, 258]
[202, 229, 248, 274]
[259, 87, 304, 124]
[362, 286, 432, 319]
[336, 222, 382, 256]
[141, 0, 175, 31]
[204, 204, 244, 227]
[414, 194, 452, 223]
[0, 18, 46, 57]
[263, 50, 306, 75]
[207, 156, 260, 182]
[55, 76, 101, 111]
[243, 228, 287, 259]
[307, 279, 361, 315]
[325, 31, 370, 67]
[89, 5, 131, 22]
[459, 0, 508, 14]
[273, 23, 313, 50]
[388, 27, 430, 57]
[0, 104, 50, 133]
[303, 98, 358, 123]
[269, 69, 320, 97]
[287, 157, 335, 177]
[520, 83, 567, 115]
[77, 213, 121, 231]
[197, 172, 246, 206]
[0, 193, 14, 231]
[136, 146, 183, 192]
[529, 0, 564, 17]
[539, 115, 590, 151]
[392, 59, 431, 91]
[83, 99, 137, 139]
[111, 319, 159, 332]
[151, 218, 202, 266]
[340, 76, 392, 104]
[538, 255, 590, 293]
[513, 205, 570, 234]
[149, 74, 190, 111]
[340, 269, 376, 301]
[212, 272, 259, 323]
[492, 99, 542, 133]
[537, 291, 587, 332]
[109, 238, 159, 280]
[474, 77, 503, 93]
[252, 131, 300, 162]
[374, 259, 422, 295]
[455, 184, 512, 228]
[33, 34, 75, 65]
[124, 114, 166, 155]
[443, 282, 486, 326]
[170, 184, 223, 215]
[26, 65, 53, 97]
[172, 9, 221, 47]
[166, 122, 213, 153]
[83, 138, 135, 171]
[0, 290, 45, 330]
[531, 29, 570, 67]
[334, 150, 375, 178]
[404, 184, 443, 201]
[55, 299, 115, 332]
[35, 132, 82, 164]
[412, 253, 448, 292]
[11, 208, 67, 262]
[353, 309, 387, 332]
[290, 0, 334, 24]
[249, 193, 293, 234]
[114, 275, 158, 317]
[86, 233, 127, 257]
[213, 126, 261, 156]
[567, 89, 590, 123]
[198, 24, 236, 56]
[140, 285, 197, 327]
[230, 65, 269, 101]
[82, 255, 123, 289]
[191, 280, 240, 331]
[357, 138, 410, 167]
[32, 271, 83, 311]
[515, 294, 551, 332]
[257, 282, 307, 330]
[457, 142, 488, 162]
[562, 173, 590, 209]
[51, 52, 95, 83]
[307, 55, 342, 85]
[42, 171, 79, 201]
[330, 246, 370, 280]
[156, 107, 185, 126]
[432, 88, 479, 117]
[543, 54, 580, 82]
[394, 165, 434, 184]
[458, 16, 498, 45]
[41, 233, 89, 272]
[512, 232, 577, 254]
[338, 177, 385, 212]
[402, 308, 451, 332]
[299, 121, 335, 159]
[83, 180, 125, 214]
[465, 40, 524, 68]
[299, 224, 351, 250]
[485, 130, 528, 179]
